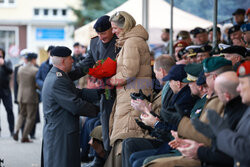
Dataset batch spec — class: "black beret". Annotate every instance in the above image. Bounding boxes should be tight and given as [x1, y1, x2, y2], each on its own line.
[220, 46, 247, 57]
[94, 15, 111, 33]
[196, 70, 206, 86]
[47, 45, 55, 52]
[207, 26, 221, 33]
[232, 8, 245, 15]
[190, 27, 206, 37]
[228, 25, 241, 35]
[73, 42, 80, 47]
[50, 46, 72, 57]
[25, 53, 37, 60]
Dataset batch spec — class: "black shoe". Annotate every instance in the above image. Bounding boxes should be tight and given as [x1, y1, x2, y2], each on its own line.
[86, 156, 105, 167]
[13, 132, 18, 141]
[81, 155, 94, 163]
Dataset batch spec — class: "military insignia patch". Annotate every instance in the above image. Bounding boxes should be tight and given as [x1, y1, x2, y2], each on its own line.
[56, 72, 62, 77]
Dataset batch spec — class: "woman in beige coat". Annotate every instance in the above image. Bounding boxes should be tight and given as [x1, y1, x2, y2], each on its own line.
[104, 11, 152, 167]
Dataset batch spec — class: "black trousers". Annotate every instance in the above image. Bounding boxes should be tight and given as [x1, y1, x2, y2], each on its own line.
[0, 88, 14, 134]
[122, 138, 163, 167]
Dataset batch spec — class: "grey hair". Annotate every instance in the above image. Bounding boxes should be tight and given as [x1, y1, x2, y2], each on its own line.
[51, 56, 64, 66]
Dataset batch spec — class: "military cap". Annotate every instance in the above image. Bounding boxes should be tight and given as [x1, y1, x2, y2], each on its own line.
[197, 44, 212, 53]
[94, 15, 111, 33]
[221, 46, 247, 57]
[237, 60, 250, 77]
[207, 26, 221, 33]
[25, 53, 37, 60]
[174, 40, 189, 49]
[162, 28, 170, 33]
[232, 8, 245, 15]
[177, 31, 190, 40]
[196, 70, 206, 86]
[163, 64, 187, 82]
[228, 25, 241, 35]
[183, 63, 203, 83]
[202, 57, 232, 73]
[185, 45, 200, 57]
[177, 47, 188, 59]
[241, 23, 250, 32]
[190, 27, 207, 37]
[50, 46, 72, 57]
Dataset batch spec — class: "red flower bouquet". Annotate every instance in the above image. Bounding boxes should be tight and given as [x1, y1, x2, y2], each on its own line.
[88, 57, 117, 79]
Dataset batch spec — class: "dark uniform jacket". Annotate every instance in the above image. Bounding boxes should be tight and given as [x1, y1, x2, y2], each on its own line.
[217, 105, 250, 167]
[0, 59, 13, 89]
[42, 67, 99, 167]
[69, 35, 119, 80]
[197, 96, 248, 167]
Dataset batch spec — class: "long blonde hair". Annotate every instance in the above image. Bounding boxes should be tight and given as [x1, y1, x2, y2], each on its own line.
[110, 11, 136, 34]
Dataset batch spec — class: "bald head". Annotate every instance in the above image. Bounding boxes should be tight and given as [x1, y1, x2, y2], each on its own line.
[214, 71, 239, 104]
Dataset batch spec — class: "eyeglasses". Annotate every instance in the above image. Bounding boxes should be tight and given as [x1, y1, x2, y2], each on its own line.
[0, 56, 3, 58]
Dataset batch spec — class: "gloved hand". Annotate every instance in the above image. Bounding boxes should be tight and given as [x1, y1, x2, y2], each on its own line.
[191, 118, 215, 139]
[161, 104, 187, 127]
[130, 89, 151, 101]
[135, 118, 153, 132]
[207, 109, 229, 136]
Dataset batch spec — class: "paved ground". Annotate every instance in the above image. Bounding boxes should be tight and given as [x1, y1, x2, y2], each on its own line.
[0, 102, 43, 167]
[0, 102, 91, 167]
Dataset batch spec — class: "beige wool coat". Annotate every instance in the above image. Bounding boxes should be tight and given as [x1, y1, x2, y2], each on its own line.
[109, 24, 152, 146]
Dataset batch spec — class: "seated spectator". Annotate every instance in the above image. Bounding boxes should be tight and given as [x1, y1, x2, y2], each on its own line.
[190, 27, 209, 45]
[232, 8, 246, 26]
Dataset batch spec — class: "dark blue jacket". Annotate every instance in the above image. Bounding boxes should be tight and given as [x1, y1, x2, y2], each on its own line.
[36, 59, 53, 90]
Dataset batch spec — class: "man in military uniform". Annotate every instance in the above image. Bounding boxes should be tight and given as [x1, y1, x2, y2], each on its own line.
[190, 27, 209, 45]
[196, 44, 212, 63]
[42, 46, 99, 167]
[220, 45, 247, 70]
[68, 15, 120, 166]
[182, 63, 207, 119]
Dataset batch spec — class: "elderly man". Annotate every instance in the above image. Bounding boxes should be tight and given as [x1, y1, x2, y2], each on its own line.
[69, 16, 120, 165]
[41, 46, 99, 167]
[190, 27, 209, 45]
[220, 45, 247, 70]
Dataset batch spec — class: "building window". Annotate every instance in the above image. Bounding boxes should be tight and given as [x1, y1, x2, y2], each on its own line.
[53, 9, 57, 16]
[44, 9, 48, 16]
[34, 8, 39, 16]
[62, 9, 67, 16]
[0, 0, 16, 5]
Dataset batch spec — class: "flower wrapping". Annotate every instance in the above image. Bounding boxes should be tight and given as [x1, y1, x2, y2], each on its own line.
[88, 57, 117, 79]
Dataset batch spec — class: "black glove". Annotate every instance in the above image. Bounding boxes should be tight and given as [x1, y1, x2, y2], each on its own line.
[191, 118, 215, 139]
[130, 89, 151, 101]
[135, 118, 153, 132]
[161, 104, 186, 127]
[207, 109, 229, 136]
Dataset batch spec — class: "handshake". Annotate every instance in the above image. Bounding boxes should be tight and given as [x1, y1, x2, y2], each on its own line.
[130, 89, 151, 101]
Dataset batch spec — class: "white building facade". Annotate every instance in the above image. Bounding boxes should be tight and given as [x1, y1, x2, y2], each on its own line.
[0, 0, 80, 64]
